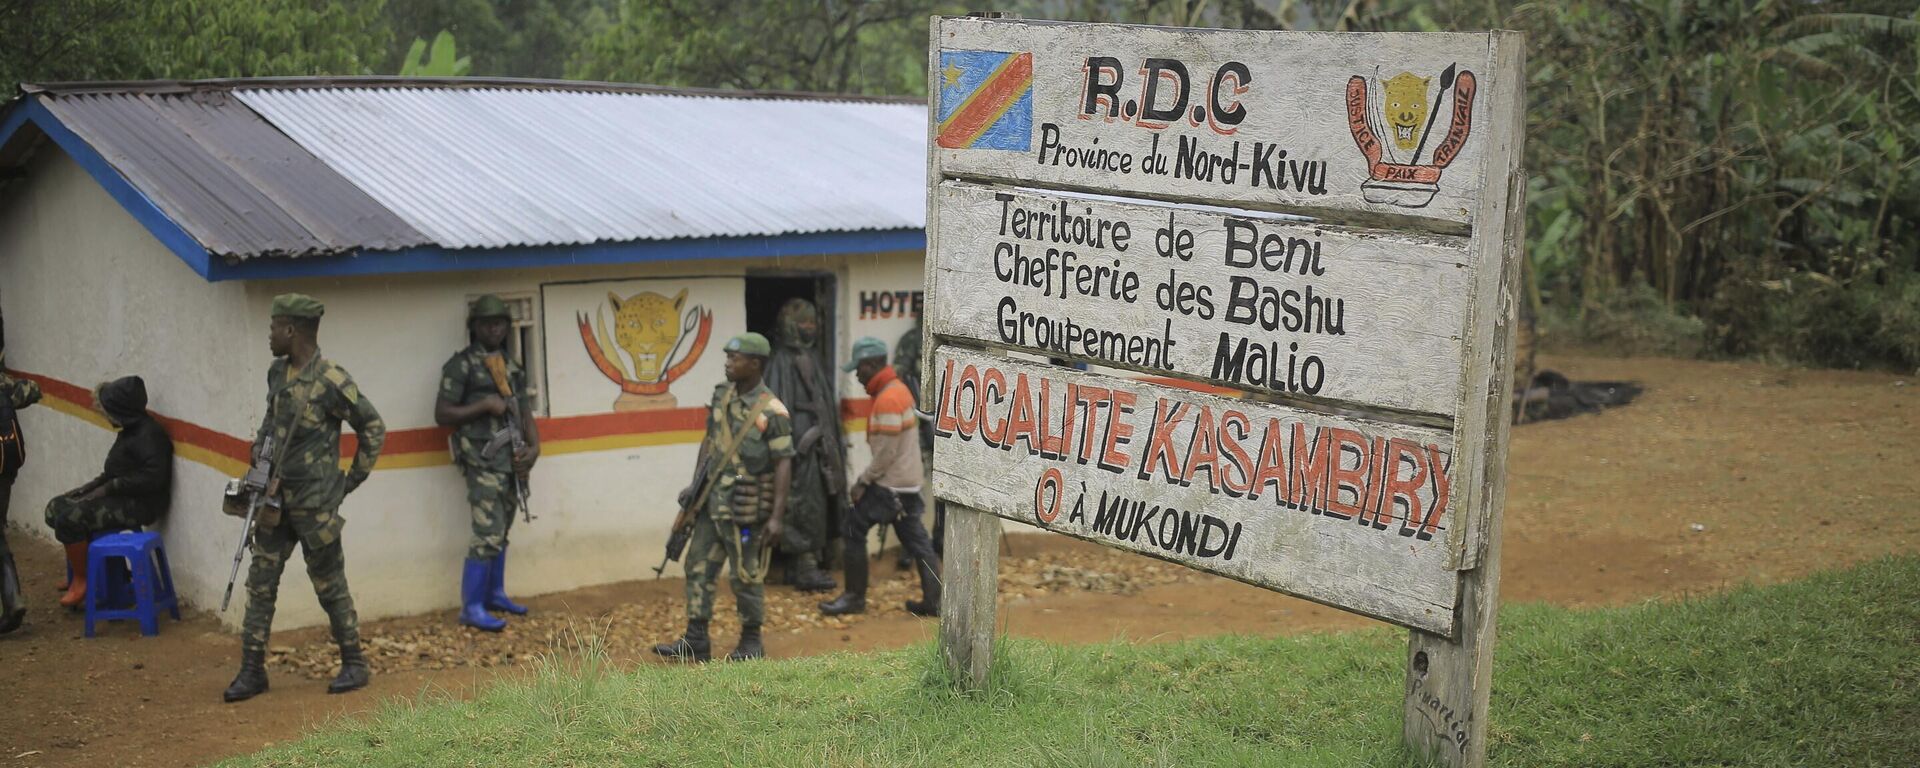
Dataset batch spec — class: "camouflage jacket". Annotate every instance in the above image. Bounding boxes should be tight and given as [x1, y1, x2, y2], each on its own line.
[257, 354, 386, 511]
[0, 372, 41, 411]
[696, 382, 794, 514]
[437, 344, 529, 473]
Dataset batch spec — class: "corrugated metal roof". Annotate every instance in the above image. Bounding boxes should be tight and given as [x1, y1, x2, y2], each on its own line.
[236, 86, 927, 250]
[33, 91, 429, 258]
[4, 78, 929, 260]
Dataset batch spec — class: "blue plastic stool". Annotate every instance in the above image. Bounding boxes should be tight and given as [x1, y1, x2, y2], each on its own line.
[84, 531, 180, 638]
[67, 528, 139, 605]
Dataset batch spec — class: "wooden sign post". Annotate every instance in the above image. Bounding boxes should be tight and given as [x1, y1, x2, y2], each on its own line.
[923, 16, 1524, 767]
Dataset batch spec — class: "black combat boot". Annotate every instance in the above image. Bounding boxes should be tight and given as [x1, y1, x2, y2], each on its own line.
[818, 550, 869, 616]
[905, 555, 943, 617]
[791, 551, 837, 593]
[223, 648, 269, 703]
[652, 618, 711, 663]
[727, 623, 765, 661]
[327, 644, 371, 694]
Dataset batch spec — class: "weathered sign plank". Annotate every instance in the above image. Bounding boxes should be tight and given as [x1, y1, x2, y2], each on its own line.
[930, 181, 1473, 417]
[929, 348, 1460, 634]
[927, 17, 1526, 767]
[932, 17, 1498, 232]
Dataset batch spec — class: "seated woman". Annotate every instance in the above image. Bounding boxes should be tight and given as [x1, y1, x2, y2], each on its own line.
[47, 376, 172, 608]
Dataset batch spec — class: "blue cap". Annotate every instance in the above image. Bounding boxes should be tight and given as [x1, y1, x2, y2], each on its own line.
[843, 336, 887, 371]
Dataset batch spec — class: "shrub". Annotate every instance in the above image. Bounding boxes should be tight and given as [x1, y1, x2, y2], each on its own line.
[1542, 284, 1708, 358]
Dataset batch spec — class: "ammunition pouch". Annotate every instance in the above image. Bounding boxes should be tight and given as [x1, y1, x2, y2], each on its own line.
[255, 504, 283, 531]
[715, 471, 775, 526]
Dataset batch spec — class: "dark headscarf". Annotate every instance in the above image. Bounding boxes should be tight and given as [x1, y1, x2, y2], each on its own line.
[775, 298, 819, 350]
[93, 376, 149, 427]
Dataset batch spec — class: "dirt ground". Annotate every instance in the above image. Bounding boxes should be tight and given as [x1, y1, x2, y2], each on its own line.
[0, 353, 1913, 768]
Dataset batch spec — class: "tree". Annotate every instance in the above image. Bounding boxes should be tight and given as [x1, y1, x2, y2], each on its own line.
[2, 0, 391, 86]
[399, 30, 473, 76]
[569, 0, 946, 95]
[0, 0, 137, 86]
[498, 0, 616, 79]
[385, 0, 616, 79]
[384, 0, 508, 75]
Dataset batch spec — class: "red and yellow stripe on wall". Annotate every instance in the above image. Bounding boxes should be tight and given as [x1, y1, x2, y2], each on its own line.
[8, 368, 876, 476]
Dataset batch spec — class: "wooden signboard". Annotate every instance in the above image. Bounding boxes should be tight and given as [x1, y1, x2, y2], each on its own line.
[929, 349, 1461, 632]
[932, 20, 1500, 233]
[924, 16, 1524, 768]
[930, 181, 1473, 417]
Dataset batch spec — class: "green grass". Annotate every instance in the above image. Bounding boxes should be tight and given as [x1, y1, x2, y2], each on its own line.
[226, 557, 1920, 767]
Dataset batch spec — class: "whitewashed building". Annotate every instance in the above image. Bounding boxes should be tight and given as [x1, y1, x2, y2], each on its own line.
[0, 78, 934, 630]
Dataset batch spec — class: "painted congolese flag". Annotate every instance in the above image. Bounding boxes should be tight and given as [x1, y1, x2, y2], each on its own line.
[936, 50, 1034, 150]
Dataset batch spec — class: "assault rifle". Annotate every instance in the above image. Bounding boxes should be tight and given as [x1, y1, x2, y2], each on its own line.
[652, 392, 772, 578]
[220, 435, 281, 611]
[653, 449, 711, 578]
[480, 354, 535, 524]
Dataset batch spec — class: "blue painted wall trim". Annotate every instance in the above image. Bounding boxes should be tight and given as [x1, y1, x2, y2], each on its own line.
[204, 229, 927, 282]
[0, 97, 215, 279]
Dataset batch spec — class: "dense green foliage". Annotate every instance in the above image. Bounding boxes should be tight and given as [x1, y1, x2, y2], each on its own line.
[0, 0, 391, 82]
[386, 0, 614, 79]
[222, 556, 1920, 767]
[3, 0, 1915, 369]
[569, 0, 948, 94]
[1501, 2, 1920, 369]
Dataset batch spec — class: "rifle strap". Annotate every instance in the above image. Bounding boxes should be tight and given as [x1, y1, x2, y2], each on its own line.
[695, 389, 774, 508]
[259, 357, 308, 486]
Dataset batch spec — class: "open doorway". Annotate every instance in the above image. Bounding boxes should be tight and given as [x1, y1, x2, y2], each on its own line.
[744, 271, 838, 372]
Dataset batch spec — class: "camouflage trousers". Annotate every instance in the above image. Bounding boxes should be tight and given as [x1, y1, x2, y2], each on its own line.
[461, 465, 517, 560]
[241, 505, 358, 654]
[683, 512, 766, 625]
[44, 493, 151, 545]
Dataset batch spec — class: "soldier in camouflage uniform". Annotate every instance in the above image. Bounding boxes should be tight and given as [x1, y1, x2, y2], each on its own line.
[762, 298, 844, 593]
[435, 295, 541, 633]
[225, 294, 386, 703]
[653, 333, 794, 663]
[0, 316, 41, 635]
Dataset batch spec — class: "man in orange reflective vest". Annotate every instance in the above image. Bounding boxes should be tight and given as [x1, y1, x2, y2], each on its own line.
[820, 337, 941, 617]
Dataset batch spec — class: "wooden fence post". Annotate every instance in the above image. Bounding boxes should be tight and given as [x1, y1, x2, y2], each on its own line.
[939, 502, 1000, 690]
[929, 9, 1014, 694]
[1401, 31, 1527, 768]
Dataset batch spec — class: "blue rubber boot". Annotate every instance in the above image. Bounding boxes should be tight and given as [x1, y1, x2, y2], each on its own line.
[459, 559, 506, 632]
[485, 547, 529, 616]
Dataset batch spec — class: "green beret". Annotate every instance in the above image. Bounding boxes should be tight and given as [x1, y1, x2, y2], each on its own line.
[724, 332, 771, 357]
[469, 294, 511, 320]
[842, 336, 888, 371]
[270, 293, 324, 319]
